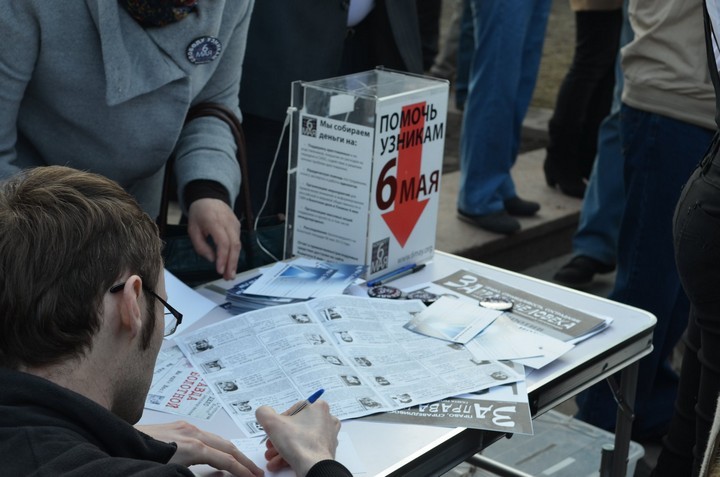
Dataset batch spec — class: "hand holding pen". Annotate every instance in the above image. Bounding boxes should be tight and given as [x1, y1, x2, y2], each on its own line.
[255, 389, 341, 475]
[259, 389, 324, 444]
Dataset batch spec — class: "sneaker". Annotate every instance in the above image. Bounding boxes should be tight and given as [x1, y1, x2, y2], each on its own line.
[457, 209, 520, 235]
[553, 255, 616, 287]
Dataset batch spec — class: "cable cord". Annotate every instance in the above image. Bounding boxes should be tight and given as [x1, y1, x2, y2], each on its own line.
[251, 111, 291, 262]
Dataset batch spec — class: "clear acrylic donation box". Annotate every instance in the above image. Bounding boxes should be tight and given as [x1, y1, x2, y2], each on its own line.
[285, 68, 449, 280]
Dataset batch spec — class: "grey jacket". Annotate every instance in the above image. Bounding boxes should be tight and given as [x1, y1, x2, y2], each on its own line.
[622, 0, 715, 130]
[0, 0, 253, 217]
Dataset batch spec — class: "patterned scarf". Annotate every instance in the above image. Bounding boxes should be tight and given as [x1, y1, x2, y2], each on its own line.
[118, 0, 198, 27]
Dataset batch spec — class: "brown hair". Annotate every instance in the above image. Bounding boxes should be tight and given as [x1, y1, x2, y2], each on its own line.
[0, 166, 163, 369]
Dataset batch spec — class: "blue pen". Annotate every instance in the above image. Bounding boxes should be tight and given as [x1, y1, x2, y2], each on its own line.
[290, 388, 325, 415]
[366, 263, 417, 287]
[367, 263, 426, 287]
[260, 388, 325, 443]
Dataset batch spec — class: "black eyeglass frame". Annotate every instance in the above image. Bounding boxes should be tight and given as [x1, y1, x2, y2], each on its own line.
[109, 282, 183, 336]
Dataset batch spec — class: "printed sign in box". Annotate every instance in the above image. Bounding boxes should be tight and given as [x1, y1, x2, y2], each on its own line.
[286, 69, 448, 279]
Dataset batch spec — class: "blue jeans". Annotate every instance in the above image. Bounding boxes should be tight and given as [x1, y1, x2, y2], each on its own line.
[456, 0, 552, 216]
[454, 0, 472, 108]
[571, 1, 632, 265]
[576, 105, 714, 438]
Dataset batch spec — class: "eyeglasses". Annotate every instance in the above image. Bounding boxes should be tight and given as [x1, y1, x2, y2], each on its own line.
[109, 282, 183, 337]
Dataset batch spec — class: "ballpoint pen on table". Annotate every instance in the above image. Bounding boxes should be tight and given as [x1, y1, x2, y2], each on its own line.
[366, 263, 426, 287]
[260, 388, 325, 444]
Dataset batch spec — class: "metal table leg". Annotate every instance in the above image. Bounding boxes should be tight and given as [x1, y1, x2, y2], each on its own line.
[599, 360, 639, 477]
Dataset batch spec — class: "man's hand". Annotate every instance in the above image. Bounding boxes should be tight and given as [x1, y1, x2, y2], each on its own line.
[255, 400, 340, 476]
[137, 421, 263, 477]
[187, 198, 241, 280]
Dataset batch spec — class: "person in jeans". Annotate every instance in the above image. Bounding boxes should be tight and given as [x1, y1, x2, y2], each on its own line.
[553, 0, 632, 287]
[575, 0, 716, 445]
[456, 0, 552, 235]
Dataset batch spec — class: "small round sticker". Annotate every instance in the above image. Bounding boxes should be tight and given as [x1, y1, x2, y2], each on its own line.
[367, 285, 403, 299]
[186, 36, 222, 64]
[406, 289, 439, 306]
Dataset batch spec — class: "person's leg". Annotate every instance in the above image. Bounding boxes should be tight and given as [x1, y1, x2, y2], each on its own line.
[652, 314, 700, 477]
[544, 9, 622, 198]
[654, 146, 720, 475]
[576, 105, 714, 438]
[573, 9, 622, 179]
[430, 0, 463, 80]
[458, 0, 529, 218]
[454, 0, 473, 109]
[457, 0, 549, 231]
[567, 109, 622, 263]
[554, 2, 632, 286]
[496, 0, 552, 205]
[508, 0, 552, 163]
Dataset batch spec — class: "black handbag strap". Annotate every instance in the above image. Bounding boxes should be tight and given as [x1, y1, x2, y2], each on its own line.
[157, 103, 255, 238]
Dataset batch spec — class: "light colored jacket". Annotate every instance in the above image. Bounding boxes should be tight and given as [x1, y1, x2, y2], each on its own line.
[0, 0, 254, 217]
[570, 0, 623, 11]
[622, 0, 715, 130]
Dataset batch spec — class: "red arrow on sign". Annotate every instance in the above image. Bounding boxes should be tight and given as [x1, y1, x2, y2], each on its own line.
[381, 102, 429, 247]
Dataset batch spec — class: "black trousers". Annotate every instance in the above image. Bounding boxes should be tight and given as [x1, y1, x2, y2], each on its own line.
[544, 9, 622, 180]
[653, 133, 720, 476]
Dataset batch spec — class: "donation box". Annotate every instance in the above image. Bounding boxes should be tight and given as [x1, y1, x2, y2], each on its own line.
[285, 68, 449, 279]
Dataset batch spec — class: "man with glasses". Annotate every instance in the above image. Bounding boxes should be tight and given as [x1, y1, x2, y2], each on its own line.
[0, 166, 350, 477]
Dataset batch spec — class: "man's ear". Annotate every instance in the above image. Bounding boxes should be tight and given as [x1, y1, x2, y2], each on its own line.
[118, 275, 144, 339]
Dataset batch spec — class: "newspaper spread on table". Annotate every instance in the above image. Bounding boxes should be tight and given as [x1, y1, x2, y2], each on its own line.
[175, 295, 524, 437]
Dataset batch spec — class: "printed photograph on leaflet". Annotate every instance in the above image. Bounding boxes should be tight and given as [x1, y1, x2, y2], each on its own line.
[293, 115, 374, 264]
[367, 93, 446, 277]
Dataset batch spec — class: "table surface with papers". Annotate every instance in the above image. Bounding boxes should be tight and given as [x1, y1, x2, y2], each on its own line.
[139, 251, 656, 477]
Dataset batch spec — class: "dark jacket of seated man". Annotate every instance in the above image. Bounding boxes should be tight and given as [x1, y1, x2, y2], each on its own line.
[0, 166, 349, 477]
[0, 369, 352, 476]
[0, 368, 352, 477]
[0, 369, 187, 476]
